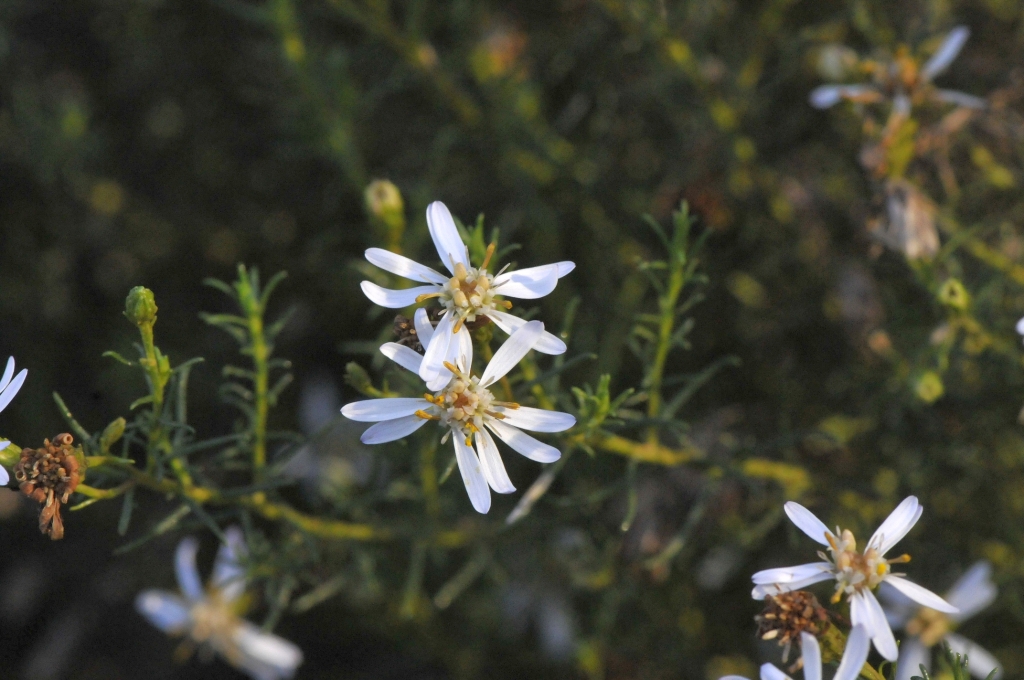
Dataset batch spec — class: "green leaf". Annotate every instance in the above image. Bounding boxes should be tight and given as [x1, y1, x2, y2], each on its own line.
[102, 350, 136, 366]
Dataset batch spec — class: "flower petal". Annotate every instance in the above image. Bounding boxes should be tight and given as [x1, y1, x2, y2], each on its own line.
[174, 536, 204, 602]
[414, 308, 434, 348]
[750, 571, 833, 599]
[751, 562, 832, 585]
[0, 368, 27, 414]
[135, 590, 190, 634]
[341, 398, 428, 422]
[475, 427, 515, 494]
[1017, 315, 1024, 336]
[851, 589, 898, 661]
[361, 415, 429, 444]
[759, 665, 792, 680]
[922, 26, 970, 81]
[877, 580, 916, 629]
[0, 357, 15, 393]
[487, 311, 567, 355]
[493, 265, 560, 299]
[364, 248, 447, 284]
[934, 89, 986, 109]
[800, 632, 821, 680]
[554, 261, 575, 278]
[884, 575, 958, 614]
[783, 502, 832, 546]
[232, 620, 304, 679]
[498, 406, 575, 433]
[0, 465, 8, 486]
[454, 433, 490, 513]
[426, 201, 469, 274]
[809, 84, 882, 109]
[480, 321, 544, 386]
[835, 625, 871, 680]
[486, 419, 561, 463]
[380, 343, 423, 375]
[946, 561, 997, 623]
[895, 638, 931, 680]
[944, 633, 1003, 680]
[869, 495, 922, 555]
[420, 311, 455, 381]
[211, 526, 248, 603]
[360, 282, 438, 309]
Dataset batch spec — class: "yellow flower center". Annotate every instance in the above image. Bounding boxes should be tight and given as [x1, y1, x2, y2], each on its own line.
[822, 529, 911, 603]
[414, 361, 518, 444]
[905, 606, 951, 647]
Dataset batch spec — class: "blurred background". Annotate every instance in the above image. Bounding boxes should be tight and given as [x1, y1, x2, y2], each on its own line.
[1, 0, 1024, 678]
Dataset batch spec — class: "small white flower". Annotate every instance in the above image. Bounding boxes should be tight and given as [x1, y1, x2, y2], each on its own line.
[810, 26, 984, 114]
[882, 561, 1002, 680]
[135, 528, 304, 680]
[719, 625, 870, 680]
[359, 200, 574, 383]
[341, 320, 576, 513]
[751, 496, 957, 661]
[1015, 316, 1024, 343]
[0, 356, 28, 485]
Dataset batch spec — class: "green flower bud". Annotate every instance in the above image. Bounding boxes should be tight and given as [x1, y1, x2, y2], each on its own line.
[938, 278, 970, 311]
[125, 286, 158, 327]
[915, 371, 945, 403]
[364, 180, 406, 250]
[100, 417, 127, 453]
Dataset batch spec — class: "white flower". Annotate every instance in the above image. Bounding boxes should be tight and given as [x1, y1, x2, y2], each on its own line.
[881, 561, 1002, 680]
[135, 528, 303, 680]
[751, 496, 957, 661]
[1015, 316, 1024, 343]
[718, 625, 870, 680]
[0, 356, 28, 485]
[359, 200, 574, 383]
[341, 320, 576, 513]
[810, 26, 984, 114]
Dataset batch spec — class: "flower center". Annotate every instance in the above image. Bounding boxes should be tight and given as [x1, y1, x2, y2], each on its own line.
[189, 596, 239, 645]
[417, 244, 512, 333]
[414, 361, 519, 444]
[821, 529, 910, 603]
[905, 606, 950, 647]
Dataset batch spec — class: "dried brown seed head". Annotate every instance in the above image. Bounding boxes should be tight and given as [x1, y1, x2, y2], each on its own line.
[13, 433, 82, 540]
[755, 591, 830, 662]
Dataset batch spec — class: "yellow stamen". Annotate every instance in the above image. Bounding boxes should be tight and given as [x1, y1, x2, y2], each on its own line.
[480, 243, 496, 270]
[423, 393, 436, 403]
[888, 554, 911, 564]
[443, 361, 460, 374]
[452, 316, 466, 334]
[831, 590, 842, 604]
[415, 292, 442, 303]
[414, 410, 439, 421]
[492, 401, 520, 409]
[484, 410, 506, 420]
[500, 300, 513, 309]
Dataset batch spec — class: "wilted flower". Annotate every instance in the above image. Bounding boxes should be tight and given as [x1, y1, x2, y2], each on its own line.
[870, 179, 939, 260]
[135, 528, 303, 680]
[14, 433, 81, 540]
[881, 561, 1002, 680]
[719, 625, 870, 680]
[341, 320, 575, 513]
[751, 496, 957, 661]
[0, 355, 28, 479]
[359, 200, 574, 384]
[810, 26, 984, 114]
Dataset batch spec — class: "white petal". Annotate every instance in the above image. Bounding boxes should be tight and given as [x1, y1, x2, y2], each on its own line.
[893, 92, 912, 117]
[750, 571, 834, 599]
[0, 357, 15, 393]
[922, 26, 970, 81]
[361, 415, 429, 444]
[364, 248, 448, 284]
[174, 537, 204, 602]
[895, 638, 931, 680]
[800, 632, 821, 680]
[453, 433, 490, 513]
[480, 321, 544, 386]
[944, 633, 1003, 680]
[426, 201, 469, 274]
[554, 261, 575, 278]
[232, 620, 304, 679]
[419, 311, 455, 381]
[751, 562, 832, 585]
[135, 590, 190, 633]
[455, 324, 473, 371]
[835, 625, 871, 680]
[0, 465, 7, 486]
[486, 419, 561, 463]
[0, 368, 27, 414]
[380, 342, 423, 375]
[342, 398, 428, 422]
[851, 589, 899, 661]
[783, 502, 832, 546]
[809, 84, 879, 108]
[884, 575, 958, 614]
[934, 89, 986, 109]
[426, 372, 453, 392]
[869, 496, 922, 555]
[487, 310, 567, 355]
[877, 580, 916, 629]
[475, 427, 515, 494]
[360, 282, 438, 309]
[947, 561, 997, 623]
[1016, 316, 1024, 336]
[499, 406, 575, 433]
[414, 308, 434, 347]
[211, 526, 247, 602]
[493, 265, 560, 299]
[759, 665, 792, 680]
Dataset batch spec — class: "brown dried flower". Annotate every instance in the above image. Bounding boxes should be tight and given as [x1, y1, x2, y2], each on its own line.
[393, 315, 425, 354]
[13, 433, 82, 540]
[755, 591, 830, 662]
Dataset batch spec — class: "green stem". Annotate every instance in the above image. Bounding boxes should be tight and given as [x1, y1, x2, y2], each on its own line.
[645, 255, 686, 433]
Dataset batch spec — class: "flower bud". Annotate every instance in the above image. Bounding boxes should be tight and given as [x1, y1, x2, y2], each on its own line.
[100, 417, 127, 453]
[364, 180, 405, 234]
[125, 286, 158, 327]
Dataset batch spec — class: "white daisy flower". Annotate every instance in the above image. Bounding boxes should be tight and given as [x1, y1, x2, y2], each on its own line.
[751, 496, 958, 661]
[0, 356, 28, 485]
[359, 200, 574, 383]
[341, 320, 576, 513]
[810, 26, 985, 114]
[719, 625, 870, 680]
[881, 561, 1002, 680]
[135, 527, 304, 680]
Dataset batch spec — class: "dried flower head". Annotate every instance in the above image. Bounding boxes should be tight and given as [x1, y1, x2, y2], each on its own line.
[14, 433, 82, 540]
[755, 591, 830, 661]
